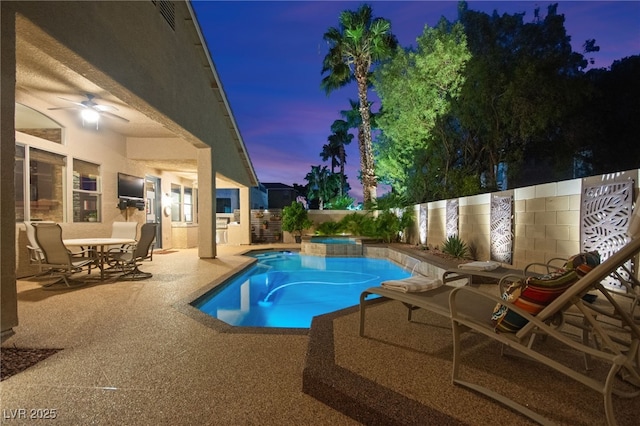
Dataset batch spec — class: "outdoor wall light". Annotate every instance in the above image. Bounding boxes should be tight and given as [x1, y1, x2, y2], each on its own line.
[161, 193, 172, 208]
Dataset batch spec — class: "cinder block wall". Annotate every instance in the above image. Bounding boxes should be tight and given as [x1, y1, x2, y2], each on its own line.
[426, 201, 446, 249]
[414, 171, 638, 266]
[459, 194, 491, 260]
[512, 180, 582, 271]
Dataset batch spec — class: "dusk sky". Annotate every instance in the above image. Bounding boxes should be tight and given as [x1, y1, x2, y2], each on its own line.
[192, 1, 640, 202]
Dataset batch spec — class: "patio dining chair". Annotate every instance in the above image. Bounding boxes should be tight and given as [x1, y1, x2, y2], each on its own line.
[109, 221, 138, 247]
[104, 221, 139, 266]
[24, 221, 55, 275]
[33, 222, 98, 288]
[107, 223, 157, 280]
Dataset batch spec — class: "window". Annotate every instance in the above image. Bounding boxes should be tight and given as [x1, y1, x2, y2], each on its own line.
[216, 198, 231, 213]
[15, 146, 26, 222]
[15, 103, 63, 144]
[73, 159, 101, 222]
[171, 184, 181, 222]
[18, 147, 66, 222]
[184, 187, 193, 222]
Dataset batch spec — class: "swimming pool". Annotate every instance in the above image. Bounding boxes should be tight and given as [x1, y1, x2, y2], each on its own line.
[193, 251, 411, 328]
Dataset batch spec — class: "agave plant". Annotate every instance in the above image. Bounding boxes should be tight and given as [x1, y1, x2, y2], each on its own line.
[441, 234, 469, 259]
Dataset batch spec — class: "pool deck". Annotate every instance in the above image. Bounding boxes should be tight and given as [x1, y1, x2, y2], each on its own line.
[2, 244, 639, 425]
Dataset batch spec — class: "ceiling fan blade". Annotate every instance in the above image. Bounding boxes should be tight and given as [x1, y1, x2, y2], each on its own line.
[47, 106, 78, 110]
[57, 97, 86, 108]
[101, 111, 129, 123]
[95, 104, 118, 112]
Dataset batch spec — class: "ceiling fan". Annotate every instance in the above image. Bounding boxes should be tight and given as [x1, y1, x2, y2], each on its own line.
[48, 93, 129, 126]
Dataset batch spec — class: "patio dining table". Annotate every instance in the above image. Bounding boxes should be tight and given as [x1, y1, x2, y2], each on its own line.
[63, 238, 136, 280]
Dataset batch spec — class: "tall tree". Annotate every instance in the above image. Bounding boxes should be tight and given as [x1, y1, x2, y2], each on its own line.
[328, 119, 354, 196]
[321, 3, 398, 205]
[457, 1, 589, 189]
[373, 18, 470, 199]
[305, 165, 340, 210]
[320, 136, 340, 174]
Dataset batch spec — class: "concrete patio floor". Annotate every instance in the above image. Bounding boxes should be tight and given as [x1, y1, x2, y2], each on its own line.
[2, 245, 638, 425]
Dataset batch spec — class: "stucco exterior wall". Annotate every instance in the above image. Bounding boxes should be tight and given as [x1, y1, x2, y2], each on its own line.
[11, 1, 252, 184]
[2, 1, 257, 334]
[1, 7, 18, 337]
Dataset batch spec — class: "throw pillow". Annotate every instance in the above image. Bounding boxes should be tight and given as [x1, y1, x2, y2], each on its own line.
[492, 269, 579, 333]
[564, 251, 600, 277]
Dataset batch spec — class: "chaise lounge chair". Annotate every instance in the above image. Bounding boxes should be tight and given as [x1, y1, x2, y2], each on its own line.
[360, 239, 640, 425]
[449, 237, 640, 426]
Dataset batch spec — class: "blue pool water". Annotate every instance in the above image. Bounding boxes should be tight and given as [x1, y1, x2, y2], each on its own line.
[194, 251, 411, 328]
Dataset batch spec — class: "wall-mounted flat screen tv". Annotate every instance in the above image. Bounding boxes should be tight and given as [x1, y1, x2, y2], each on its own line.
[117, 172, 145, 200]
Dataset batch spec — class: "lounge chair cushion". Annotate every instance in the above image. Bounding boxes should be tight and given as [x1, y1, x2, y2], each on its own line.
[492, 269, 579, 332]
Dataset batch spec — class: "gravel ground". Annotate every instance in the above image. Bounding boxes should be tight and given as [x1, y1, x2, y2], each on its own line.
[0, 347, 61, 381]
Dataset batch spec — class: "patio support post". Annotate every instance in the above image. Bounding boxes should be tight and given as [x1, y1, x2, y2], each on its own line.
[198, 147, 216, 258]
[238, 187, 251, 244]
[1, 4, 19, 338]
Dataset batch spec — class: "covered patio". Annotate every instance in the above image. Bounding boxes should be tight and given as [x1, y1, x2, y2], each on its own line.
[2, 1, 257, 337]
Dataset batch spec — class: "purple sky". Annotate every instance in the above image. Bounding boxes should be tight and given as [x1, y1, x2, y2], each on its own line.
[192, 1, 640, 202]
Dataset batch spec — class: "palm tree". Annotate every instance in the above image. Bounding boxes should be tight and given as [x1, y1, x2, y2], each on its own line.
[320, 137, 340, 174]
[329, 119, 353, 196]
[321, 3, 397, 205]
[305, 165, 340, 210]
[340, 99, 378, 189]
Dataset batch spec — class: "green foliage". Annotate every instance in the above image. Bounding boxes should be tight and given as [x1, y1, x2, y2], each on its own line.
[373, 18, 470, 200]
[314, 221, 344, 236]
[325, 195, 355, 210]
[305, 165, 341, 210]
[366, 2, 623, 201]
[441, 235, 469, 259]
[367, 191, 410, 211]
[281, 202, 313, 236]
[321, 119, 353, 198]
[456, 2, 592, 189]
[339, 212, 376, 237]
[314, 207, 414, 243]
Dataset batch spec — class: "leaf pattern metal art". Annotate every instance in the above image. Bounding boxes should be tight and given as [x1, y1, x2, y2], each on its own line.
[491, 194, 514, 264]
[446, 199, 459, 239]
[581, 180, 634, 290]
[419, 203, 428, 245]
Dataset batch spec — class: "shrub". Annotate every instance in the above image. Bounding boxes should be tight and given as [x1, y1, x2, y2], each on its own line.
[314, 220, 344, 236]
[281, 202, 313, 237]
[325, 195, 355, 210]
[441, 234, 469, 259]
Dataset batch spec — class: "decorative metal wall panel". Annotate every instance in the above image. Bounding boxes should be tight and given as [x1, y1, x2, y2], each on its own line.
[490, 194, 514, 264]
[581, 180, 634, 290]
[419, 203, 428, 245]
[446, 199, 459, 238]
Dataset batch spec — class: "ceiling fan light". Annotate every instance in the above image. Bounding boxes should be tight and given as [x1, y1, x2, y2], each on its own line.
[81, 108, 100, 123]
